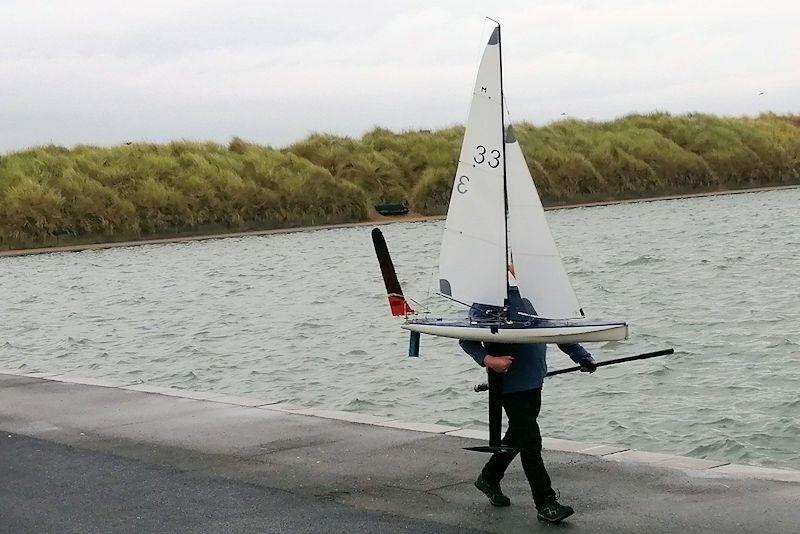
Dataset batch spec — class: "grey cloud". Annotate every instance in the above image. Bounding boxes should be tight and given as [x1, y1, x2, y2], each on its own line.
[1, 0, 798, 152]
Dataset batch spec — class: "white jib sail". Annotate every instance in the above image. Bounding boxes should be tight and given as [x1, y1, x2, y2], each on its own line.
[505, 126, 584, 318]
[438, 26, 507, 307]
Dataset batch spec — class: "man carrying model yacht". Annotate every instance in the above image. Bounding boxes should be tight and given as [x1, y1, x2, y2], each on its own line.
[459, 288, 596, 524]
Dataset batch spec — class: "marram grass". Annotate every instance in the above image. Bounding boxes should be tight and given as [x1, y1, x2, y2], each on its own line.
[1, 113, 798, 249]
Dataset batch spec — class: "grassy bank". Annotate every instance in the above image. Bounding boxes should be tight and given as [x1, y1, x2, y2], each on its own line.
[1, 113, 798, 250]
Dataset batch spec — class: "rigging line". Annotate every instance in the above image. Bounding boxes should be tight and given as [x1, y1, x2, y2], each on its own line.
[405, 295, 431, 314]
[503, 93, 515, 124]
[442, 227, 508, 247]
[434, 292, 505, 320]
[425, 239, 438, 303]
[427, 268, 436, 302]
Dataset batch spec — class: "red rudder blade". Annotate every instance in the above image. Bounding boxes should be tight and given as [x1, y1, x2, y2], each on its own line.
[388, 295, 414, 317]
[371, 228, 415, 317]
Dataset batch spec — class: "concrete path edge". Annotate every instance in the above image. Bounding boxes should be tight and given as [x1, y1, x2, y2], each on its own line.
[1, 368, 797, 484]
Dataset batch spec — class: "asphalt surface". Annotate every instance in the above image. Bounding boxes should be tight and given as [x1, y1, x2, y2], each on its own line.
[0, 373, 798, 533]
[0, 432, 481, 534]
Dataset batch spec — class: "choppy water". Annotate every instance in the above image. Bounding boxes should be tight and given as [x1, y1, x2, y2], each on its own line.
[2, 189, 799, 469]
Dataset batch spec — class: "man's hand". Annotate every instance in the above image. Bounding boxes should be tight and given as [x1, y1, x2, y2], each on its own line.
[579, 356, 597, 373]
[484, 355, 514, 373]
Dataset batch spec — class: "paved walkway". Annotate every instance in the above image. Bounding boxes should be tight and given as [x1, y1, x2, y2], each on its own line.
[0, 433, 478, 534]
[0, 373, 798, 533]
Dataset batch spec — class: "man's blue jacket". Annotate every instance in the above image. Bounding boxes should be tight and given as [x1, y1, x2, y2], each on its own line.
[459, 288, 594, 394]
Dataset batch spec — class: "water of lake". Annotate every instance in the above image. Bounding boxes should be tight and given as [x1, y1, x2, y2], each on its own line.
[1, 189, 799, 469]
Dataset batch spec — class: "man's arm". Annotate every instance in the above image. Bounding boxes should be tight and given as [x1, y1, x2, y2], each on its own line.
[459, 340, 487, 366]
[460, 340, 515, 373]
[557, 343, 597, 373]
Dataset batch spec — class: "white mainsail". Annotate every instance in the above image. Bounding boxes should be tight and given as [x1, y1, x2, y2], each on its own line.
[505, 126, 583, 318]
[438, 26, 507, 306]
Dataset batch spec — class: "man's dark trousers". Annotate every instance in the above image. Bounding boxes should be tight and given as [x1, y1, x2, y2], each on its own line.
[480, 388, 556, 506]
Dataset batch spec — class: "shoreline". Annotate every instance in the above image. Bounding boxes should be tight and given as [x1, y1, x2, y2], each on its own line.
[1, 184, 797, 258]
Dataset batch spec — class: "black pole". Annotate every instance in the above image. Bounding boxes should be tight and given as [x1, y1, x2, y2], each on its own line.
[473, 348, 675, 392]
[545, 348, 674, 377]
[464, 366, 524, 453]
[487, 368, 503, 448]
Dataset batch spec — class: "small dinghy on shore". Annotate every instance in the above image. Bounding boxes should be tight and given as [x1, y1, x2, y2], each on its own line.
[374, 203, 410, 216]
[372, 23, 627, 352]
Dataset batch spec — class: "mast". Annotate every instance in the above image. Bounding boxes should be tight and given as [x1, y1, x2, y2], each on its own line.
[497, 23, 511, 303]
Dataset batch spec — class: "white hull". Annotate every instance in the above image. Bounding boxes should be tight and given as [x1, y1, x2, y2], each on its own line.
[402, 321, 628, 343]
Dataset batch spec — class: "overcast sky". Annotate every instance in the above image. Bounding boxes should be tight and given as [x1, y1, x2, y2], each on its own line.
[1, 0, 798, 152]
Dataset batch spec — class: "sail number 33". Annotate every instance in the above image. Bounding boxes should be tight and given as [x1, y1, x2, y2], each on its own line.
[473, 145, 501, 168]
[458, 145, 500, 194]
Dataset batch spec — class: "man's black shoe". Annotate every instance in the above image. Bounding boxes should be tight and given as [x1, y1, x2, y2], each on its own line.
[536, 499, 574, 523]
[474, 474, 511, 507]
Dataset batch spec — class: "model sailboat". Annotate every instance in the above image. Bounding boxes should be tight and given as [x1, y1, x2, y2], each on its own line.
[374, 24, 628, 351]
